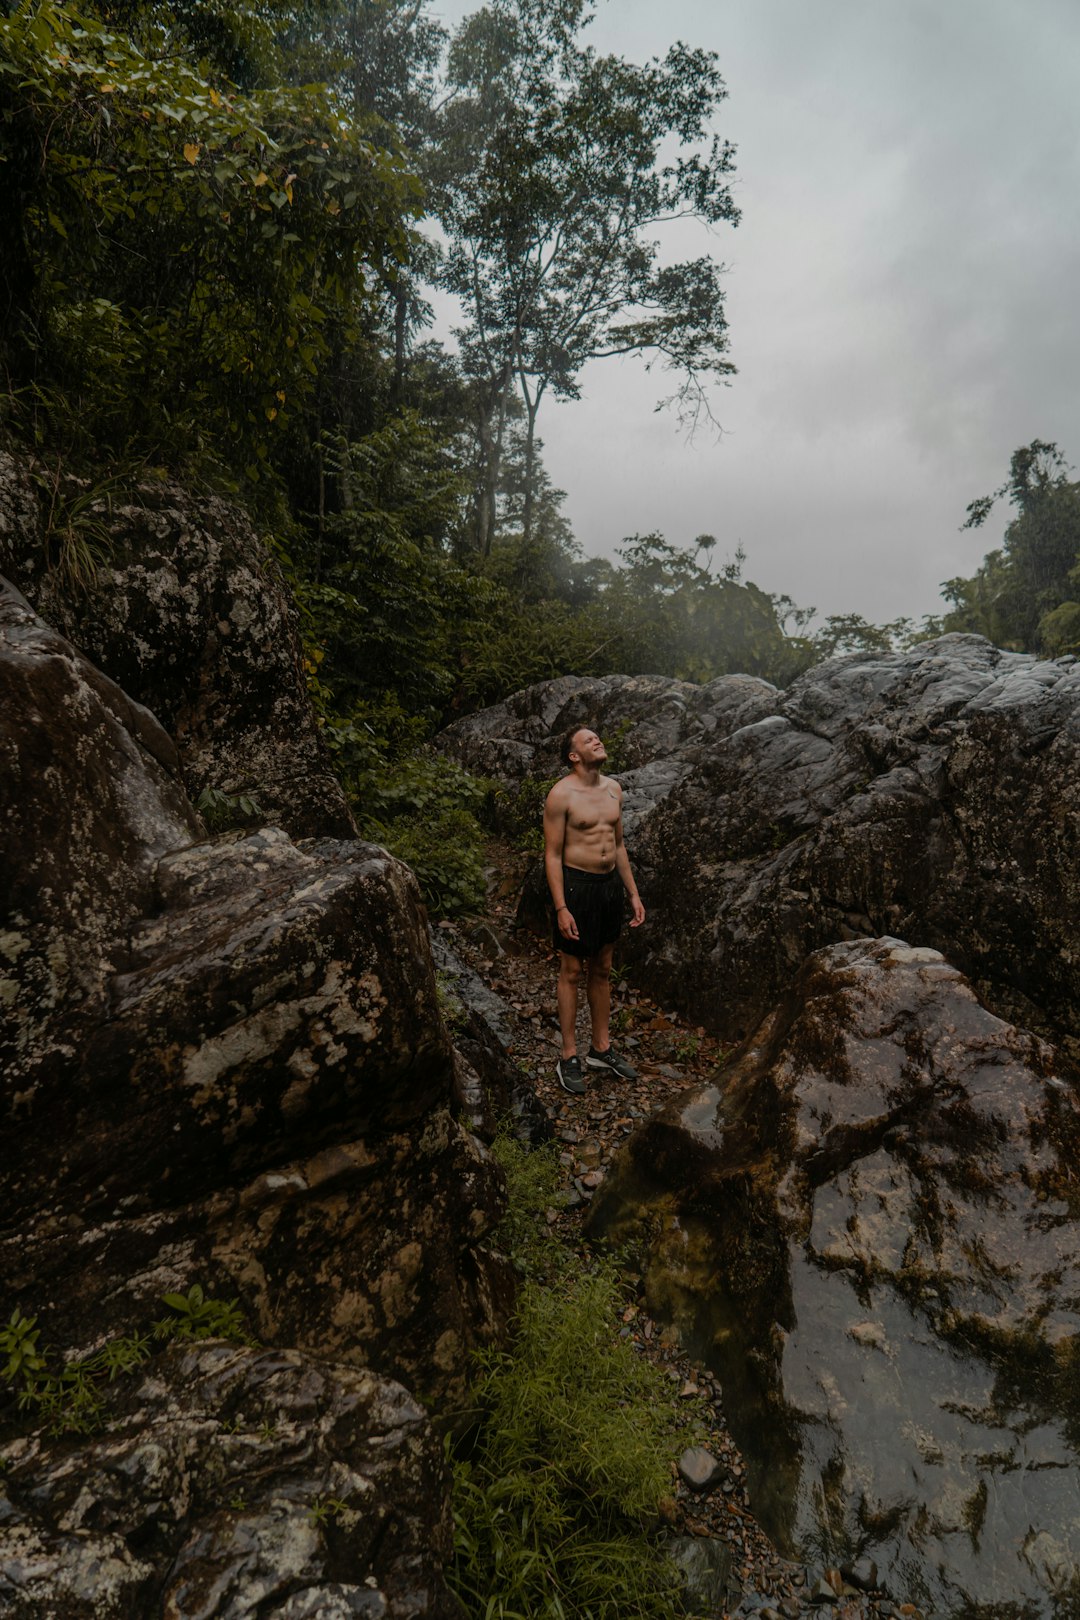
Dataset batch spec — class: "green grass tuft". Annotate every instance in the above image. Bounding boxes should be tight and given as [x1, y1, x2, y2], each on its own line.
[449, 1133, 699, 1619]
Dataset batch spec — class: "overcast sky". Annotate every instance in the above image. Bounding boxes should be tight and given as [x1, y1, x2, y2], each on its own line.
[430, 0, 1080, 626]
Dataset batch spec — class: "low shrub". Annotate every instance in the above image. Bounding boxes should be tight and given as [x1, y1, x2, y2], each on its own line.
[486, 772, 557, 853]
[353, 751, 489, 917]
[448, 1133, 698, 1619]
[0, 1286, 255, 1437]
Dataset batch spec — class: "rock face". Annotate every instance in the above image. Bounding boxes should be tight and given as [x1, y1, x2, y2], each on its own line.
[429, 927, 550, 1145]
[439, 638, 1080, 1055]
[587, 937, 1080, 1616]
[0, 1342, 459, 1619]
[0, 452, 353, 838]
[1, 577, 508, 1403]
[437, 669, 779, 836]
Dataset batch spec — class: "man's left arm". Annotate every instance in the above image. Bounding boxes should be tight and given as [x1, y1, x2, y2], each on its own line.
[613, 790, 646, 928]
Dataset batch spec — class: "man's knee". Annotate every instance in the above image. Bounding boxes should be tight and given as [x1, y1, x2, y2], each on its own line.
[587, 950, 613, 984]
[558, 952, 582, 984]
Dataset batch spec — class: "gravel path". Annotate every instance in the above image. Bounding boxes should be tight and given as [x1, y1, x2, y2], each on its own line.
[437, 847, 927, 1620]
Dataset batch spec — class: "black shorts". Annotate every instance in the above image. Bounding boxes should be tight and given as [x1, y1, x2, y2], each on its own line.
[552, 865, 624, 959]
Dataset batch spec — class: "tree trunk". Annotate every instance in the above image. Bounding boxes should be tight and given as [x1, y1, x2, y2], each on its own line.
[392, 282, 408, 404]
[522, 395, 540, 552]
[475, 404, 496, 558]
[474, 360, 515, 558]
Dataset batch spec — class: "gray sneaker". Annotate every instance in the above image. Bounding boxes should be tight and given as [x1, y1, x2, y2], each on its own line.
[586, 1045, 638, 1080]
[556, 1055, 586, 1094]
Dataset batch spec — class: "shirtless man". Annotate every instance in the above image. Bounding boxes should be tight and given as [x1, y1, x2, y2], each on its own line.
[543, 725, 646, 1094]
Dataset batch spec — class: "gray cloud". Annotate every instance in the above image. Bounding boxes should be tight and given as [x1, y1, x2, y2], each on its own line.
[433, 0, 1080, 623]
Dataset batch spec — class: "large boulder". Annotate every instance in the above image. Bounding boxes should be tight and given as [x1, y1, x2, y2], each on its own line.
[587, 937, 1080, 1616]
[0, 452, 352, 838]
[441, 638, 1080, 1056]
[0, 1342, 460, 1619]
[622, 636, 1080, 1054]
[1, 578, 509, 1407]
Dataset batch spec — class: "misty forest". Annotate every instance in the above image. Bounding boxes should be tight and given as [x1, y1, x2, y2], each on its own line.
[4, 1, 1080, 1618]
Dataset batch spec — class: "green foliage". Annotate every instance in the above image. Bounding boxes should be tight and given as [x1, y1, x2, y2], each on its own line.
[352, 746, 486, 836]
[0, 1310, 46, 1386]
[350, 749, 490, 918]
[307, 1493, 352, 1526]
[2, 1286, 255, 1436]
[29, 457, 127, 591]
[943, 441, 1080, 653]
[578, 533, 794, 683]
[1, 1306, 151, 1436]
[435, 969, 468, 1031]
[0, 0, 420, 481]
[196, 786, 264, 830]
[449, 1255, 692, 1620]
[378, 802, 487, 916]
[449, 1132, 698, 1620]
[488, 1131, 566, 1277]
[434, 0, 740, 551]
[297, 412, 480, 719]
[1038, 600, 1080, 658]
[487, 773, 558, 852]
[153, 1283, 256, 1344]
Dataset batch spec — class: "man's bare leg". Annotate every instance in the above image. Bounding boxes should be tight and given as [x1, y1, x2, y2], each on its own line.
[557, 951, 582, 1058]
[586, 943, 614, 1053]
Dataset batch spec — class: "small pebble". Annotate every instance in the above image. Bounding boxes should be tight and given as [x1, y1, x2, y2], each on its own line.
[809, 1571, 841, 1604]
[677, 1446, 725, 1493]
[841, 1556, 878, 1592]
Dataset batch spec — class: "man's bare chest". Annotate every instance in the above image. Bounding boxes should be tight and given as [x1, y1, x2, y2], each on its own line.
[565, 783, 620, 832]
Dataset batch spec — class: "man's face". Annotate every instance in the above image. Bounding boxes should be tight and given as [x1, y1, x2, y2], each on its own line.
[571, 728, 607, 766]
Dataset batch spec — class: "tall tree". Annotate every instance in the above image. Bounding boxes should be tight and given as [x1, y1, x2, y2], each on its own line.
[944, 441, 1080, 651]
[432, 0, 739, 552]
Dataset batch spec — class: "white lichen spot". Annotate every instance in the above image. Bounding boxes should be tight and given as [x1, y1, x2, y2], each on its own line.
[183, 1001, 306, 1091]
[0, 930, 31, 963]
[330, 1291, 376, 1336]
[433, 1328, 462, 1371]
[886, 944, 945, 966]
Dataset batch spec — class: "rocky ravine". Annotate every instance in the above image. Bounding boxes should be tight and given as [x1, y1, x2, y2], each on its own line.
[0, 574, 515, 1618]
[437, 639, 1080, 1060]
[440, 650, 1080, 1617]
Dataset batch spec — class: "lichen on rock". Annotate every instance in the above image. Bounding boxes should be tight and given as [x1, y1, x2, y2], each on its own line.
[0, 1342, 462, 1619]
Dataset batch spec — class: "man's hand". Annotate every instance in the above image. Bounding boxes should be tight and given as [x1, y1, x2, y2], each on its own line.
[557, 905, 579, 940]
[629, 895, 646, 928]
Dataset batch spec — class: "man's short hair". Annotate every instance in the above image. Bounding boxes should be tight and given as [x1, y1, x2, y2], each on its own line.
[560, 726, 588, 768]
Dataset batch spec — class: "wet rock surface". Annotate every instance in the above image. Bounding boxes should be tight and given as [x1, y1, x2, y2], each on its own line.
[0, 1342, 459, 1619]
[587, 936, 1080, 1615]
[2, 582, 509, 1391]
[440, 638, 1080, 1058]
[0, 464, 352, 839]
[1, 580, 512, 1611]
[1, 576, 202, 1085]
